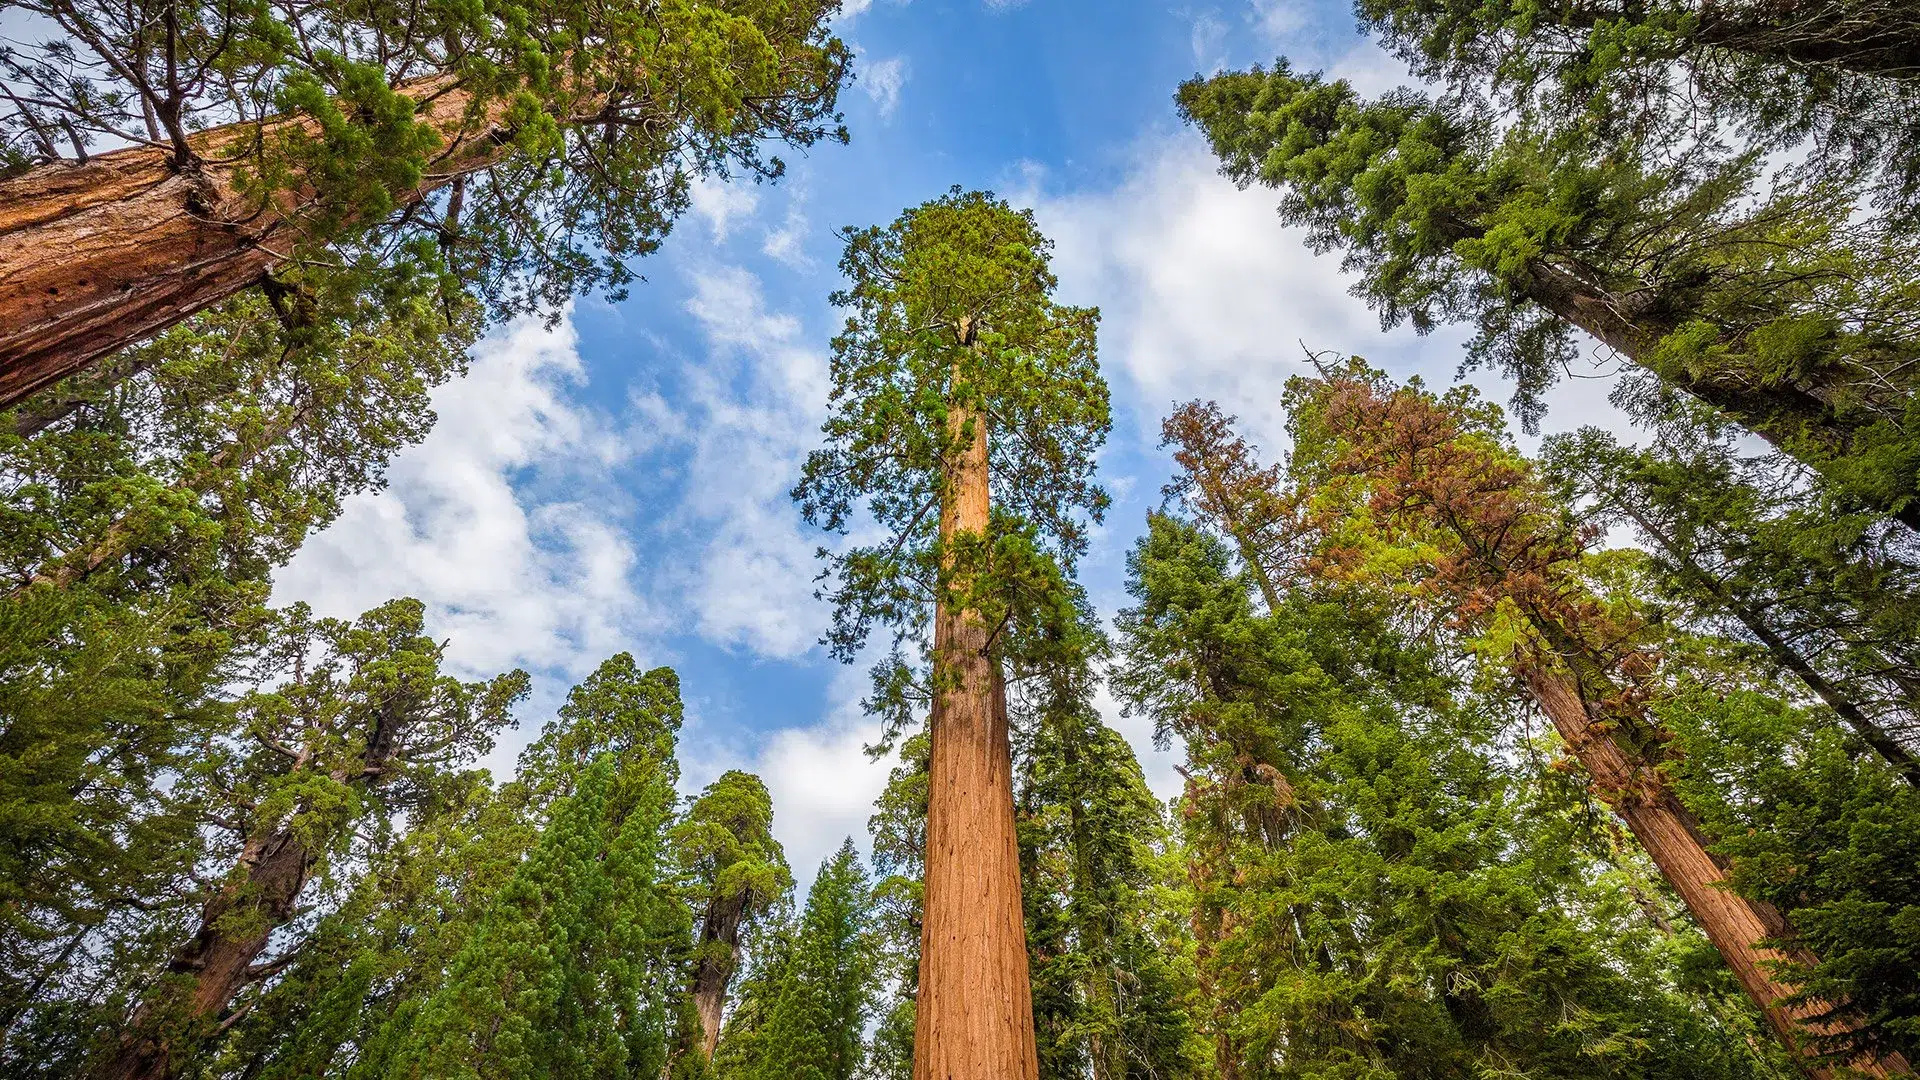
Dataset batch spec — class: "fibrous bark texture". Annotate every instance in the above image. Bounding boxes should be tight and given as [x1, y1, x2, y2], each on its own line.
[913, 394, 1041, 1080]
[1523, 661, 1913, 1080]
[0, 72, 535, 409]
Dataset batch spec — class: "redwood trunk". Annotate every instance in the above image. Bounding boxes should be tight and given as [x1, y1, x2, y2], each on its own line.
[98, 829, 317, 1080]
[691, 891, 750, 1059]
[1522, 660, 1912, 1079]
[0, 72, 545, 410]
[913, 384, 1041, 1080]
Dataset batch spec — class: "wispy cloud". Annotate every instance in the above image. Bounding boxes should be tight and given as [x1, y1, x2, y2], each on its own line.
[861, 55, 909, 119]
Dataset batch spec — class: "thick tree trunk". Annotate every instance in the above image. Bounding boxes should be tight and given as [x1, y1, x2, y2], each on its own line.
[0, 71, 556, 410]
[1540, 1, 1920, 78]
[913, 367, 1041, 1080]
[1521, 660, 1913, 1079]
[97, 828, 317, 1080]
[1694, 1, 1920, 77]
[690, 892, 750, 1060]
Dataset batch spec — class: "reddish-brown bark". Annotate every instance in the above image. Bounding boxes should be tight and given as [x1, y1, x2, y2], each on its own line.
[912, 356, 1041, 1080]
[0, 72, 570, 410]
[1522, 661, 1909, 1079]
[1312, 373, 1915, 1077]
[97, 706, 405, 1080]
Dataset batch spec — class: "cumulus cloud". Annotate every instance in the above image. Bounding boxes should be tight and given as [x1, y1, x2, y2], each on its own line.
[273, 312, 648, 683]
[1032, 136, 1392, 448]
[1031, 133, 1635, 452]
[680, 664, 894, 890]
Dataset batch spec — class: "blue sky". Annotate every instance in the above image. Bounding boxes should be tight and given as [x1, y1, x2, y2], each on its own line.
[275, 0, 1635, 880]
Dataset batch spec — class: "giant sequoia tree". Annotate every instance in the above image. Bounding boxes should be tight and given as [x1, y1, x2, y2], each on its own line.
[98, 599, 528, 1080]
[0, 0, 850, 407]
[1277, 366, 1915, 1075]
[1176, 65, 1920, 531]
[1116, 513, 1784, 1080]
[794, 188, 1109, 1079]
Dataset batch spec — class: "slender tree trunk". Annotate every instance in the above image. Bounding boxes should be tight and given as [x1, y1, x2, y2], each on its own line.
[97, 828, 318, 1080]
[1602, 493, 1920, 786]
[0, 72, 593, 410]
[913, 348, 1041, 1080]
[1520, 658, 1913, 1079]
[690, 892, 750, 1060]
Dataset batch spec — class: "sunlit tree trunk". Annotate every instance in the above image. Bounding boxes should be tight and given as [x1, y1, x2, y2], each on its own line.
[913, 337, 1041, 1080]
[1520, 658, 1913, 1080]
[0, 73, 561, 410]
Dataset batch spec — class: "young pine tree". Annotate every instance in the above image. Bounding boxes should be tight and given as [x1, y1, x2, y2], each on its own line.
[381, 655, 691, 1080]
[793, 188, 1109, 1079]
[716, 839, 878, 1080]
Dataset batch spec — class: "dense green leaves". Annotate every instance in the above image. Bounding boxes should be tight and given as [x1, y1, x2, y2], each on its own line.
[1176, 62, 1920, 530]
[794, 187, 1110, 668]
[716, 840, 878, 1080]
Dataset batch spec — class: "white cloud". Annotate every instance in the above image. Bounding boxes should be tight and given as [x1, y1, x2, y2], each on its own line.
[762, 205, 814, 269]
[680, 664, 894, 891]
[1248, 0, 1307, 45]
[1191, 11, 1230, 70]
[273, 312, 648, 682]
[1033, 134, 1389, 449]
[688, 174, 761, 243]
[1031, 132, 1636, 453]
[860, 55, 909, 119]
[648, 265, 835, 659]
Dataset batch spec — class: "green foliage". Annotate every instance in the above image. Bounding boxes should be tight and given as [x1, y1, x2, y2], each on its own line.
[1175, 63, 1920, 527]
[793, 187, 1110, 672]
[1115, 511, 1790, 1080]
[1659, 674, 1920, 1062]
[1020, 693, 1203, 1080]
[1354, 0, 1920, 219]
[1542, 404, 1920, 780]
[1, 0, 851, 318]
[674, 770, 792, 921]
[717, 840, 878, 1080]
[378, 653, 692, 1080]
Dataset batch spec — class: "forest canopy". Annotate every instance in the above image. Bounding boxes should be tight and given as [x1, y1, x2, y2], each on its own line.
[3, 0, 1919, 1078]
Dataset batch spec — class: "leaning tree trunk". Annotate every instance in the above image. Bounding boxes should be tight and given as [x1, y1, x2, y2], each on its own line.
[1521, 659, 1913, 1079]
[0, 71, 579, 410]
[97, 825, 318, 1080]
[98, 713, 401, 1080]
[913, 360, 1041, 1080]
[1515, 248, 1920, 534]
[1533, 0, 1920, 78]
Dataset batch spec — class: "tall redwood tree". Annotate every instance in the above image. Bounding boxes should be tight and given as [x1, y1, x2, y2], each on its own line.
[794, 188, 1109, 1079]
[0, 0, 850, 407]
